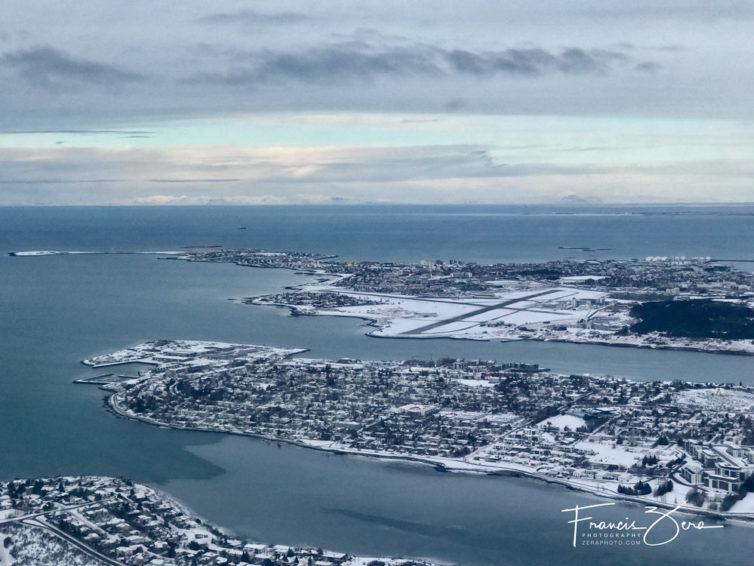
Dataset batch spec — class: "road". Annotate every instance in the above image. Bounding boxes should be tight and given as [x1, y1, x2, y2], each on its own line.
[23, 516, 123, 566]
[1, 499, 124, 566]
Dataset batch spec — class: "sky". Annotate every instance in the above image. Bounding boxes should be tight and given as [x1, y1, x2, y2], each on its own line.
[0, 1, 752, 205]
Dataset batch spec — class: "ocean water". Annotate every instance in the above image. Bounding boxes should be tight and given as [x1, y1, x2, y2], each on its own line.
[2, 204, 754, 264]
[0, 205, 752, 565]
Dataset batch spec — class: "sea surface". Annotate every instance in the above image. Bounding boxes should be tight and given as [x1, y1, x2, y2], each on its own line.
[0, 205, 752, 565]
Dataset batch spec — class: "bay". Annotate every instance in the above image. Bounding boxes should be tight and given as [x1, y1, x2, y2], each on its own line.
[0, 205, 752, 565]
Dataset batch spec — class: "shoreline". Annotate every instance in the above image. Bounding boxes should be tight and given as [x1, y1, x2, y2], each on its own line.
[0, 474, 439, 566]
[99, 384, 753, 525]
[9, 250, 182, 257]
[257, 299, 754, 358]
[13, 249, 754, 357]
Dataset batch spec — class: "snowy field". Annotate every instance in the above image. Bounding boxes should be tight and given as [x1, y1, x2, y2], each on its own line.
[265, 283, 754, 354]
[675, 389, 754, 412]
[83, 340, 303, 368]
[538, 414, 587, 430]
[301, 286, 606, 339]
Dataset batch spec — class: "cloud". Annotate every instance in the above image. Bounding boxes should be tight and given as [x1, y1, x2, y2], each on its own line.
[187, 43, 644, 86]
[8, 129, 153, 135]
[0, 178, 120, 184]
[635, 61, 661, 73]
[1, 46, 142, 90]
[0, 144, 563, 196]
[585, 3, 754, 21]
[445, 47, 628, 76]
[1, 142, 753, 205]
[196, 9, 309, 26]
[147, 178, 240, 183]
[194, 45, 442, 85]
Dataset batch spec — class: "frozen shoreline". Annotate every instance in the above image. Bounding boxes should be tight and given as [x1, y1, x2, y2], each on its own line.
[13, 248, 754, 356]
[0, 475, 437, 566]
[9, 250, 181, 256]
[82, 340, 754, 524]
[103, 391, 754, 524]
[254, 296, 754, 357]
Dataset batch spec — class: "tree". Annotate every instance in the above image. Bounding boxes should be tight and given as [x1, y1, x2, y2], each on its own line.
[721, 493, 742, 512]
[654, 480, 673, 497]
[686, 488, 706, 507]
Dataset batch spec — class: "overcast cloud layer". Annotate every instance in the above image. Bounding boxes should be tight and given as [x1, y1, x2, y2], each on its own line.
[0, 1, 752, 205]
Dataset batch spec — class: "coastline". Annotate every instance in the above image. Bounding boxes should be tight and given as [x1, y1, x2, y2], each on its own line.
[99, 382, 753, 525]
[13, 249, 754, 357]
[5, 207, 754, 566]
[0, 474, 439, 566]
[256, 299, 754, 357]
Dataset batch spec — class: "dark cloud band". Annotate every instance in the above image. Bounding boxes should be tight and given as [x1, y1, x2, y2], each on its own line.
[197, 9, 309, 26]
[1, 46, 142, 90]
[188, 42, 652, 86]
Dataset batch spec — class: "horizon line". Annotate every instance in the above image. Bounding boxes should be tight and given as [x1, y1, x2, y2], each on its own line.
[1, 201, 753, 208]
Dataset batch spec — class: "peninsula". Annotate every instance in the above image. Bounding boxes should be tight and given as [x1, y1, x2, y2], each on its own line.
[177, 248, 754, 355]
[12, 248, 754, 354]
[81, 340, 754, 521]
[0, 475, 433, 566]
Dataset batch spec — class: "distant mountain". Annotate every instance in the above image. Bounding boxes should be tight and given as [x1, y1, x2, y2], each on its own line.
[559, 194, 603, 205]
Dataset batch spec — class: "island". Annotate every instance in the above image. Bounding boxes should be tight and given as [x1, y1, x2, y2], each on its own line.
[175, 248, 754, 355]
[0, 475, 433, 566]
[80, 340, 754, 521]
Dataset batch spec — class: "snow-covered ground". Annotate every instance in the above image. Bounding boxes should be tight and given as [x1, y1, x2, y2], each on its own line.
[730, 493, 754, 514]
[0, 476, 436, 566]
[283, 286, 606, 341]
[83, 340, 303, 368]
[252, 276, 754, 354]
[0, 531, 14, 566]
[11, 250, 94, 256]
[10, 250, 180, 256]
[675, 389, 754, 412]
[574, 440, 643, 467]
[538, 414, 587, 430]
